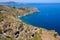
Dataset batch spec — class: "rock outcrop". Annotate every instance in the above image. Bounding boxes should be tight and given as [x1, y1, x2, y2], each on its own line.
[0, 5, 60, 40]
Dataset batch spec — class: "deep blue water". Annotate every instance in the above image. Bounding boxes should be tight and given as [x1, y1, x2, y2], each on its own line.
[1, 3, 60, 35]
[20, 3, 60, 35]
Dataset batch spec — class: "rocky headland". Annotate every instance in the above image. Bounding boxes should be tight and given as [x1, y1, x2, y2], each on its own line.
[0, 5, 60, 40]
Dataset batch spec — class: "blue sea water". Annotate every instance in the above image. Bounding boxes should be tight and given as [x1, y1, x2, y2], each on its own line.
[20, 3, 60, 35]
[1, 3, 60, 35]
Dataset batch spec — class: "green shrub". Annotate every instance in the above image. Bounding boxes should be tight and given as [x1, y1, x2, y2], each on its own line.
[12, 7, 16, 9]
[0, 28, 2, 33]
[54, 34, 57, 38]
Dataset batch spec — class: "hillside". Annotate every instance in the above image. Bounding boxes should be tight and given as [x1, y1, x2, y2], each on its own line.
[0, 5, 60, 40]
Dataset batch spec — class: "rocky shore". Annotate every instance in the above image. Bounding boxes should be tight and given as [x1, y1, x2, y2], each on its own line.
[0, 5, 60, 40]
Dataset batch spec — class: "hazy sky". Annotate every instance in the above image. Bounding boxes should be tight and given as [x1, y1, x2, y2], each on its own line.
[0, 0, 60, 3]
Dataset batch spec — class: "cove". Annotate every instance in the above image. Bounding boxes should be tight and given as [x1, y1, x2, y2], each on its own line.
[20, 3, 60, 35]
[2, 3, 60, 35]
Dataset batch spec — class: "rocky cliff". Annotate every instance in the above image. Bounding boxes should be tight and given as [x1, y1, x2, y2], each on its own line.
[0, 5, 60, 40]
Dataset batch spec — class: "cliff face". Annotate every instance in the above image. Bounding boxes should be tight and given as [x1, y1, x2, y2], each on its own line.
[0, 5, 60, 40]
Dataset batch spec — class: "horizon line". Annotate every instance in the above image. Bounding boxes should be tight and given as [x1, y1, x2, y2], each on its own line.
[0, 1, 60, 3]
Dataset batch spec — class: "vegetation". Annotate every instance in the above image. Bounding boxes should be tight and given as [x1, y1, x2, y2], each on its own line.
[0, 17, 3, 22]
[0, 5, 60, 40]
[32, 32, 42, 40]
[0, 27, 2, 34]
[12, 7, 16, 9]
[53, 34, 57, 38]
[19, 8, 26, 10]
[0, 38, 15, 40]
[0, 11, 2, 15]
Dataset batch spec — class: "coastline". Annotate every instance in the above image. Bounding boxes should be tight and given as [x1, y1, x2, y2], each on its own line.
[17, 7, 39, 18]
[0, 5, 60, 40]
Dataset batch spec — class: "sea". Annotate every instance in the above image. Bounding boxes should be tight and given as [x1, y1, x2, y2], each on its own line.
[0, 3, 60, 35]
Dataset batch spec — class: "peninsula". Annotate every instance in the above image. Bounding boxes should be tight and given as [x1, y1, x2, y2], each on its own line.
[0, 5, 60, 40]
